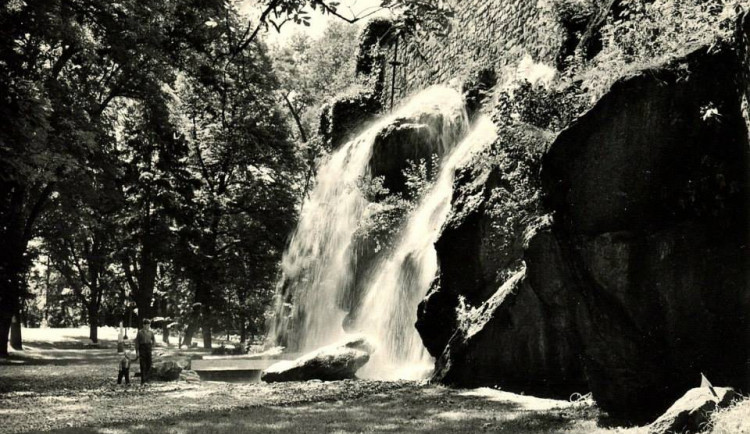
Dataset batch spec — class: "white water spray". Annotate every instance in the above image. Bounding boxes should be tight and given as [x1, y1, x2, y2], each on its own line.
[270, 86, 497, 379]
[354, 116, 498, 379]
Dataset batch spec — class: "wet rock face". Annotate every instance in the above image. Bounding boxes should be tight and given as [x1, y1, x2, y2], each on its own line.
[417, 167, 509, 358]
[369, 107, 466, 197]
[319, 92, 382, 150]
[423, 44, 749, 423]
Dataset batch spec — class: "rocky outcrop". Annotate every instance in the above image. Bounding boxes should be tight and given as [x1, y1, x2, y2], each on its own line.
[317, 18, 393, 151]
[369, 104, 466, 196]
[542, 45, 749, 421]
[649, 387, 739, 434]
[261, 337, 373, 383]
[319, 91, 382, 150]
[422, 42, 749, 422]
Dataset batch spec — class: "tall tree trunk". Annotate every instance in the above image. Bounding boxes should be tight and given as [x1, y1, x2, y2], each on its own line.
[0, 313, 11, 357]
[201, 302, 212, 349]
[239, 311, 247, 344]
[183, 321, 197, 347]
[134, 293, 150, 327]
[10, 314, 22, 350]
[1, 254, 25, 356]
[88, 304, 99, 343]
[1, 182, 54, 355]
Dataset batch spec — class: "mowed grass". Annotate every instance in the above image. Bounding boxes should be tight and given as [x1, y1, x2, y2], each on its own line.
[43, 386, 639, 434]
[5, 328, 748, 434]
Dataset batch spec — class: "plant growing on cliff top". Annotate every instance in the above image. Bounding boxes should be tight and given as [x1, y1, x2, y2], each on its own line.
[571, 0, 748, 99]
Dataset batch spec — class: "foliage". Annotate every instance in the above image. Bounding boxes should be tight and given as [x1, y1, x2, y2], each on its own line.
[270, 21, 362, 197]
[0, 0, 231, 354]
[271, 22, 360, 130]
[495, 80, 589, 132]
[567, 0, 748, 99]
[355, 155, 437, 253]
[256, 0, 453, 39]
[172, 17, 301, 346]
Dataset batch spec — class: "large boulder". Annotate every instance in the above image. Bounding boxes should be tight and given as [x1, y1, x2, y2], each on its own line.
[542, 44, 749, 421]
[421, 41, 749, 423]
[649, 387, 739, 434]
[261, 337, 373, 383]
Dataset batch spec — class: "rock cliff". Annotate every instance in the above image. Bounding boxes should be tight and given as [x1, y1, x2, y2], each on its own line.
[421, 42, 749, 422]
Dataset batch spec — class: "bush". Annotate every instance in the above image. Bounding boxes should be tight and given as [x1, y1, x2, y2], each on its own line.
[210, 343, 246, 356]
[568, 0, 745, 99]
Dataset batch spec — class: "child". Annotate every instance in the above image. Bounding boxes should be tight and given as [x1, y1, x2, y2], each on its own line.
[117, 350, 135, 385]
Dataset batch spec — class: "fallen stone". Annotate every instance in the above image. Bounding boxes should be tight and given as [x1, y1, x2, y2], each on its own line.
[151, 361, 183, 381]
[178, 369, 201, 383]
[649, 387, 739, 434]
[261, 337, 373, 383]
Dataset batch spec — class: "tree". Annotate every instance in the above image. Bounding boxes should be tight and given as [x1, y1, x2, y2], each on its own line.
[174, 16, 301, 348]
[115, 94, 197, 328]
[0, 0, 227, 355]
[237, 0, 453, 54]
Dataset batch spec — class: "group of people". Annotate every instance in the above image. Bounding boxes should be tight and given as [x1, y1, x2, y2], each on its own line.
[117, 319, 156, 385]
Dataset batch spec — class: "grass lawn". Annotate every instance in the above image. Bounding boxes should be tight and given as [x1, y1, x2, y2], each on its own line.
[2, 327, 747, 434]
[43, 386, 638, 434]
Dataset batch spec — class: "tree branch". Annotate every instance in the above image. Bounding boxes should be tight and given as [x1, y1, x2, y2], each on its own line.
[233, 0, 282, 58]
[282, 92, 307, 143]
[50, 45, 78, 80]
[313, 0, 385, 23]
[23, 183, 55, 244]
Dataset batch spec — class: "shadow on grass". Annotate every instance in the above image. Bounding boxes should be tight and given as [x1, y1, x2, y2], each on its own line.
[39, 386, 606, 434]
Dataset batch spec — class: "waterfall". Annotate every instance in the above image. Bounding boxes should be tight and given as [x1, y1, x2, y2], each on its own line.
[354, 116, 498, 379]
[269, 86, 497, 379]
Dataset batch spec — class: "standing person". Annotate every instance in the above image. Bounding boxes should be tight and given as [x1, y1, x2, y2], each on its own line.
[135, 319, 156, 384]
[117, 350, 134, 385]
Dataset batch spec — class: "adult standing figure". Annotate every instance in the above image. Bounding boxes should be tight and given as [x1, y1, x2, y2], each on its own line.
[135, 319, 156, 384]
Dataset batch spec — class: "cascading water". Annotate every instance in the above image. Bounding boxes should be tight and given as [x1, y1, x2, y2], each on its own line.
[269, 86, 497, 379]
[354, 116, 498, 379]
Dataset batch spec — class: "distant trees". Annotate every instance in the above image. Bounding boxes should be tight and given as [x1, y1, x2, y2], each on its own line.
[0, 0, 455, 356]
[0, 0, 224, 355]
